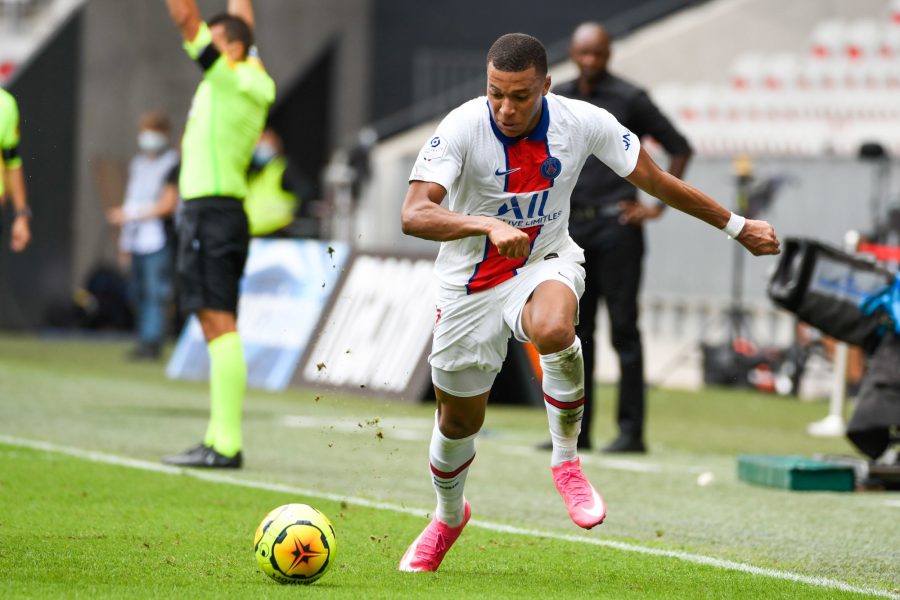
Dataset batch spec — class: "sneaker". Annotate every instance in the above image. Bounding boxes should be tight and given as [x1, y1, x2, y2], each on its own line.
[552, 458, 606, 529]
[398, 501, 471, 572]
[162, 444, 243, 469]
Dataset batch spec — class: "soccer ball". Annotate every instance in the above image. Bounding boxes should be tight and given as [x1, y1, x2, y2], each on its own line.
[253, 503, 336, 584]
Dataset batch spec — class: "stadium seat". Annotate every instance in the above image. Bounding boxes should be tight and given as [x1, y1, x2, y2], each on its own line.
[649, 7, 900, 157]
[844, 19, 881, 60]
[810, 19, 846, 59]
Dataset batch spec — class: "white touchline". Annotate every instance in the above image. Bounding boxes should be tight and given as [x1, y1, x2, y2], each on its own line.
[1, 434, 896, 600]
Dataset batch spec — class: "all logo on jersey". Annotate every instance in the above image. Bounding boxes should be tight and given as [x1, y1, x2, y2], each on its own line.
[622, 132, 632, 151]
[496, 191, 549, 220]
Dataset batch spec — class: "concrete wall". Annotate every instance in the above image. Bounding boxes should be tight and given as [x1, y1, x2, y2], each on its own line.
[73, 0, 371, 286]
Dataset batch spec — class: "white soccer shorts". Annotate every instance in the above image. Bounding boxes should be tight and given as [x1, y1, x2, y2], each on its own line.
[429, 252, 586, 396]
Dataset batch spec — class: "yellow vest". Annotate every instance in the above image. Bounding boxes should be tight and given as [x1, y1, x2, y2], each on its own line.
[245, 157, 299, 236]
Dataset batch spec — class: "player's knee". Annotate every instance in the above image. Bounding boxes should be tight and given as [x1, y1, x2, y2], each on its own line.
[531, 320, 576, 355]
[437, 411, 482, 439]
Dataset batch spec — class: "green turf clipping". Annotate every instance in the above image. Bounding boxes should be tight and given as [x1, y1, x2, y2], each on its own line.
[737, 455, 855, 492]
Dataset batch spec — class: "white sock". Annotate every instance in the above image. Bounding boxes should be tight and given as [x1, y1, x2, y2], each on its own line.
[540, 337, 585, 467]
[429, 416, 477, 527]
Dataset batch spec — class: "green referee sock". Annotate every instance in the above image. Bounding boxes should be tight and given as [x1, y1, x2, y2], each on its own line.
[206, 332, 246, 458]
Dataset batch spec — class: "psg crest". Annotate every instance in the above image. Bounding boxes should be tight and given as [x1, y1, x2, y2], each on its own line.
[540, 156, 561, 180]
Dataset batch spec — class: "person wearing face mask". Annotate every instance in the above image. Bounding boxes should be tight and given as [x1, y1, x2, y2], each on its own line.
[106, 110, 180, 360]
[244, 127, 303, 237]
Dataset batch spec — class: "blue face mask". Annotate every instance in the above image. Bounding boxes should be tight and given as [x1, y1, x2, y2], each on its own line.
[251, 143, 278, 168]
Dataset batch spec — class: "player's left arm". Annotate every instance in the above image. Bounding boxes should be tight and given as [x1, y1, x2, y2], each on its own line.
[625, 148, 780, 256]
[620, 91, 693, 225]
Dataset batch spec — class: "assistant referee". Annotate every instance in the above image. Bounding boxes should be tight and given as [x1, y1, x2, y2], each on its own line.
[163, 0, 275, 468]
[0, 87, 31, 252]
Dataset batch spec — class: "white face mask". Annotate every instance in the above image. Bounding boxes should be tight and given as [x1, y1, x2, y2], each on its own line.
[137, 130, 168, 154]
[252, 142, 278, 166]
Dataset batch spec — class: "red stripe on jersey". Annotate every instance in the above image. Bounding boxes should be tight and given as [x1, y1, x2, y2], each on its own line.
[466, 225, 542, 294]
[430, 453, 476, 479]
[543, 393, 585, 409]
[505, 139, 552, 193]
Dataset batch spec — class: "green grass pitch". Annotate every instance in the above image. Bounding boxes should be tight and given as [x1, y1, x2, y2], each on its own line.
[0, 334, 897, 598]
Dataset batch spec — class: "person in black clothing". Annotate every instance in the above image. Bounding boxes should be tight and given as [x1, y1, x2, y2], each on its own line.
[551, 22, 693, 453]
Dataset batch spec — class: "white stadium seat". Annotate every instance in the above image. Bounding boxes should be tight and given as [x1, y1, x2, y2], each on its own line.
[650, 7, 900, 157]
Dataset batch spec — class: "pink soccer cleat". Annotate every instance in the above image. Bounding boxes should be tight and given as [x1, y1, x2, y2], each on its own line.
[552, 458, 606, 529]
[398, 501, 471, 572]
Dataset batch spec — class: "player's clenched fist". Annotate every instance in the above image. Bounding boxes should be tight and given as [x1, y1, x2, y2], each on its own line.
[488, 220, 532, 259]
[736, 219, 780, 256]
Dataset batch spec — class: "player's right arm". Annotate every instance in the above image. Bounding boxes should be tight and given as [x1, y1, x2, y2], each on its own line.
[165, 0, 201, 42]
[404, 106, 532, 259]
[401, 181, 532, 259]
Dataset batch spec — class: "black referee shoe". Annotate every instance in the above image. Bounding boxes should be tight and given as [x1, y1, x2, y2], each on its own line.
[601, 435, 646, 454]
[162, 443, 243, 469]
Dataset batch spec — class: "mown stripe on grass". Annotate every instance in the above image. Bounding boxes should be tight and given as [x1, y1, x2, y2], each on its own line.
[1, 434, 895, 600]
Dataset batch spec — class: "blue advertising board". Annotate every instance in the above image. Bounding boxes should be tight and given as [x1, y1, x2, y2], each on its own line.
[166, 239, 350, 390]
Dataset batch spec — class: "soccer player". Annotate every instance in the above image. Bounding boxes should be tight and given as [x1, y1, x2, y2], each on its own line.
[398, 33, 779, 572]
[162, 0, 275, 468]
[0, 87, 31, 252]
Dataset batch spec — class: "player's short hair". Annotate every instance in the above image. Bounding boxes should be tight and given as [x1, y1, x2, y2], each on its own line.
[139, 110, 170, 133]
[208, 13, 254, 57]
[486, 33, 548, 76]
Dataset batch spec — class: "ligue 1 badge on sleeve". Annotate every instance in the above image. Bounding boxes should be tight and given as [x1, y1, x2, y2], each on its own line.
[423, 136, 446, 161]
[540, 156, 561, 180]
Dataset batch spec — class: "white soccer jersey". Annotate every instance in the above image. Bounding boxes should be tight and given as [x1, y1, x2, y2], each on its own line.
[410, 92, 641, 294]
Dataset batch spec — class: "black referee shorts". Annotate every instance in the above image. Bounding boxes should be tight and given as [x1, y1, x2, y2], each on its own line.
[176, 197, 250, 315]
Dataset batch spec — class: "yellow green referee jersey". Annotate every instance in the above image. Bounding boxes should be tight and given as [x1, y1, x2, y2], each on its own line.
[180, 22, 276, 201]
[0, 88, 23, 198]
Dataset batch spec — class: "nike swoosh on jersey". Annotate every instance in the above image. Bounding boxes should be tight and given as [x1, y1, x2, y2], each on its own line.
[494, 167, 522, 176]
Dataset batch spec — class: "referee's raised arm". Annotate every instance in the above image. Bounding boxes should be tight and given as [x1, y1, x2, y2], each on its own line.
[165, 0, 202, 41]
[227, 0, 255, 30]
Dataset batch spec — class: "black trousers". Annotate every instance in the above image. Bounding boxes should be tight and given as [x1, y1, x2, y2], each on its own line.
[575, 223, 646, 447]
